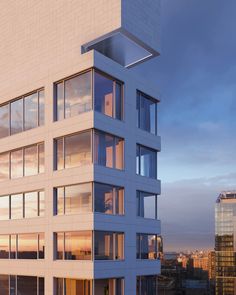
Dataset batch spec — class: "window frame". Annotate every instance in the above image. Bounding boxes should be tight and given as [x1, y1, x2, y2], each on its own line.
[136, 190, 158, 220]
[136, 144, 158, 179]
[136, 90, 159, 135]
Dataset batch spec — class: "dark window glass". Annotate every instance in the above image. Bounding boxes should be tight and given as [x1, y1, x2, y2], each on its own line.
[0, 104, 9, 138]
[17, 276, 37, 295]
[38, 277, 45, 295]
[137, 92, 158, 135]
[94, 131, 124, 169]
[94, 278, 124, 295]
[17, 233, 38, 259]
[0, 275, 9, 295]
[11, 149, 23, 179]
[38, 90, 45, 126]
[56, 232, 64, 260]
[137, 234, 157, 260]
[24, 92, 38, 130]
[24, 145, 38, 176]
[94, 183, 124, 215]
[137, 276, 157, 295]
[94, 231, 113, 260]
[10, 275, 16, 295]
[64, 231, 92, 260]
[137, 191, 157, 219]
[0, 152, 9, 181]
[0, 235, 9, 259]
[94, 71, 123, 120]
[10, 193, 23, 219]
[56, 187, 64, 215]
[136, 145, 157, 179]
[10, 99, 23, 135]
[0, 195, 9, 220]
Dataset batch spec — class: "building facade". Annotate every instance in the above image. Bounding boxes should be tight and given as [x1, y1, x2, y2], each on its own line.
[215, 192, 236, 295]
[0, 1, 162, 294]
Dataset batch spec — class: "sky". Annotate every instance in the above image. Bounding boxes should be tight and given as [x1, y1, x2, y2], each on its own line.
[133, 0, 236, 251]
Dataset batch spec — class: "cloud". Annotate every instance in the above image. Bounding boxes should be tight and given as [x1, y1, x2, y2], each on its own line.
[159, 173, 236, 251]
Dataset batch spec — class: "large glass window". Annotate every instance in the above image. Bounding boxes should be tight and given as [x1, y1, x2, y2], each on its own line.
[56, 71, 92, 120]
[136, 275, 158, 295]
[11, 98, 23, 135]
[0, 104, 9, 138]
[0, 143, 44, 181]
[0, 235, 9, 259]
[24, 92, 38, 130]
[55, 278, 92, 295]
[18, 233, 38, 259]
[56, 131, 91, 170]
[55, 183, 92, 215]
[94, 231, 124, 260]
[136, 145, 157, 179]
[94, 183, 124, 215]
[0, 195, 9, 220]
[136, 234, 162, 260]
[95, 278, 124, 295]
[94, 130, 124, 170]
[10, 193, 23, 219]
[0, 152, 9, 181]
[94, 71, 123, 120]
[0, 275, 44, 295]
[0, 190, 44, 221]
[136, 92, 158, 135]
[136, 191, 158, 219]
[56, 231, 92, 260]
[55, 69, 123, 121]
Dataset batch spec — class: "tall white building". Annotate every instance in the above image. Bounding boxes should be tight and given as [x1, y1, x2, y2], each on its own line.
[0, 1, 162, 294]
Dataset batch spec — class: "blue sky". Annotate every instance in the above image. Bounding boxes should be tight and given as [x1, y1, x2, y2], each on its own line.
[133, 0, 236, 251]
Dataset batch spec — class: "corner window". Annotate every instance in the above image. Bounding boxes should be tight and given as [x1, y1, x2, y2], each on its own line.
[136, 191, 158, 219]
[136, 144, 157, 179]
[136, 234, 162, 260]
[55, 130, 124, 171]
[55, 69, 123, 121]
[94, 71, 123, 120]
[136, 92, 158, 135]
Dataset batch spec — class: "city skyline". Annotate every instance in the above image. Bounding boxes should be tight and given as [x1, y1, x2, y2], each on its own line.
[134, 0, 236, 251]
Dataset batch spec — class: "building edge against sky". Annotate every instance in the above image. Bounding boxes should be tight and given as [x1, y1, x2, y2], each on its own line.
[215, 192, 236, 295]
[0, 1, 162, 294]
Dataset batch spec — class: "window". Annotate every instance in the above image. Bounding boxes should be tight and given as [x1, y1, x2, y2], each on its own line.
[0, 142, 44, 181]
[94, 130, 124, 169]
[0, 235, 9, 259]
[0, 190, 44, 221]
[55, 69, 123, 121]
[0, 89, 45, 138]
[55, 278, 92, 295]
[0, 233, 44, 260]
[95, 278, 124, 295]
[136, 92, 158, 135]
[94, 183, 124, 215]
[55, 130, 124, 171]
[136, 191, 158, 219]
[55, 231, 92, 260]
[94, 231, 124, 260]
[0, 195, 9, 220]
[55, 183, 92, 215]
[0, 104, 9, 138]
[94, 71, 123, 120]
[136, 234, 162, 260]
[56, 71, 92, 120]
[55, 131, 91, 170]
[136, 145, 157, 179]
[136, 275, 158, 295]
[0, 275, 44, 295]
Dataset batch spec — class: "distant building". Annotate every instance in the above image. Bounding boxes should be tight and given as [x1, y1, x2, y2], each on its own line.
[215, 191, 236, 295]
[208, 251, 216, 280]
